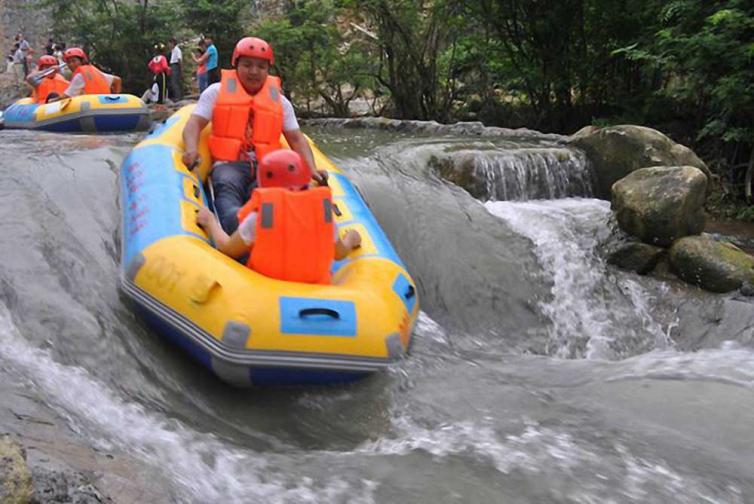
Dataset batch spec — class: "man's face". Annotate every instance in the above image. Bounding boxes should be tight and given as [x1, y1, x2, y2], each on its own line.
[236, 57, 270, 94]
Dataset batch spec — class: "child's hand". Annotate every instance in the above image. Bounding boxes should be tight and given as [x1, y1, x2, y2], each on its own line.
[196, 206, 214, 229]
[342, 229, 361, 250]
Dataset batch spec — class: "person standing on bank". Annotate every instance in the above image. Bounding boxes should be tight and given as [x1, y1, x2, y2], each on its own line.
[193, 42, 208, 94]
[204, 37, 219, 86]
[181, 36, 326, 234]
[147, 43, 170, 104]
[168, 37, 182, 100]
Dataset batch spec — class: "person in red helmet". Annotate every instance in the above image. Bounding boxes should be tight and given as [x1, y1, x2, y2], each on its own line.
[25, 55, 70, 103]
[197, 150, 361, 283]
[48, 47, 122, 101]
[182, 36, 326, 235]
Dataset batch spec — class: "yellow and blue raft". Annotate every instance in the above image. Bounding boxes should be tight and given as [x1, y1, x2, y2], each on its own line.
[119, 106, 418, 386]
[2, 94, 150, 132]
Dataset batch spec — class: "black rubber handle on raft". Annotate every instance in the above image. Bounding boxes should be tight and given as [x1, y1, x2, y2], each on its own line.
[193, 184, 200, 198]
[299, 308, 340, 320]
[405, 285, 416, 299]
[333, 203, 342, 217]
[104, 95, 120, 101]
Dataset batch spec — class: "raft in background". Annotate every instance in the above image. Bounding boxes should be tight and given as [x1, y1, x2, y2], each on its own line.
[119, 105, 418, 386]
[2, 94, 150, 132]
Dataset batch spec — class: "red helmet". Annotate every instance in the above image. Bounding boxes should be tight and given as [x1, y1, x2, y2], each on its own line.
[63, 47, 88, 63]
[257, 150, 311, 189]
[38, 55, 58, 69]
[232, 37, 274, 67]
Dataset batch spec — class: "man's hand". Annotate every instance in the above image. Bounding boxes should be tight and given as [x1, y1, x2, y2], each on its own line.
[182, 150, 201, 170]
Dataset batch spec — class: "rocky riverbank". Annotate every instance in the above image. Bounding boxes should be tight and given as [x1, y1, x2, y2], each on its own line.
[0, 367, 176, 503]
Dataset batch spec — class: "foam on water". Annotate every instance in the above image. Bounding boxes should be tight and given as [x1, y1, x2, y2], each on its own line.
[0, 303, 376, 503]
[605, 346, 754, 388]
[358, 415, 743, 503]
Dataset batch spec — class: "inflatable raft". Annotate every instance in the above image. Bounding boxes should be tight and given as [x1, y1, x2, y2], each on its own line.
[119, 106, 418, 386]
[3, 94, 150, 132]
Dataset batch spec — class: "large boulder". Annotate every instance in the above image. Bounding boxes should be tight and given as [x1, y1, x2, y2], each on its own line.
[570, 125, 711, 199]
[670, 235, 754, 293]
[611, 166, 707, 246]
[0, 435, 33, 504]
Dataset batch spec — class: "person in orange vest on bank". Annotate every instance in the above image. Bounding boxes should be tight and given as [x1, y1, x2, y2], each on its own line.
[182, 36, 328, 235]
[25, 55, 69, 103]
[196, 150, 362, 283]
[48, 47, 122, 102]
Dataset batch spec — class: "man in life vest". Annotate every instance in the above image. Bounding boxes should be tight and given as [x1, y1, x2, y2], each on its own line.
[196, 150, 361, 283]
[25, 55, 69, 103]
[182, 36, 326, 235]
[48, 47, 122, 102]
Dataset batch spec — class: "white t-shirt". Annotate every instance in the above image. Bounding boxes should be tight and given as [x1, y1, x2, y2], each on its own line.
[239, 210, 338, 245]
[64, 71, 115, 97]
[170, 46, 182, 65]
[192, 82, 299, 132]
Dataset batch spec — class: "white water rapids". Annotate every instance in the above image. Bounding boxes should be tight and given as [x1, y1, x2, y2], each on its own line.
[1, 128, 752, 502]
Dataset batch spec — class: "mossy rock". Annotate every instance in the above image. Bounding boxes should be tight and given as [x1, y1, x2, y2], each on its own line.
[611, 166, 707, 246]
[0, 435, 33, 504]
[570, 125, 711, 200]
[670, 235, 754, 292]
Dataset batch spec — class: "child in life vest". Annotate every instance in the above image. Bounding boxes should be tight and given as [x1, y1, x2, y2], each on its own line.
[25, 55, 69, 103]
[197, 149, 361, 284]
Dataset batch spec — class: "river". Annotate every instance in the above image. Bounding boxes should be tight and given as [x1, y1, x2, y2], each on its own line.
[0, 126, 752, 503]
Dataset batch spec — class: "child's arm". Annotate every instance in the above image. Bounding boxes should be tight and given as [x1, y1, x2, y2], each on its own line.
[197, 207, 248, 258]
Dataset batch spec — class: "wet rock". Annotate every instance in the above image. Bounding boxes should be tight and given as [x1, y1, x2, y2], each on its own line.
[670, 235, 754, 293]
[301, 117, 567, 142]
[147, 98, 195, 123]
[429, 148, 592, 201]
[611, 166, 707, 246]
[30, 468, 111, 503]
[570, 125, 711, 200]
[0, 434, 33, 504]
[741, 282, 754, 297]
[607, 242, 665, 274]
[673, 297, 754, 350]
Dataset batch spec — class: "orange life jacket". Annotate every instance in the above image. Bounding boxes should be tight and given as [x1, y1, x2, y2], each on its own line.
[33, 73, 69, 103]
[72, 64, 110, 94]
[208, 70, 284, 163]
[236, 186, 335, 284]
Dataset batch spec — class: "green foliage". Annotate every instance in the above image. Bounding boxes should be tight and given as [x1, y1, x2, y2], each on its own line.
[254, 0, 379, 117]
[37, 0, 180, 93]
[32, 0, 754, 208]
[179, 0, 245, 67]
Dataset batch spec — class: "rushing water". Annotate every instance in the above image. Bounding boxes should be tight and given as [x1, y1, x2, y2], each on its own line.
[0, 127, 753, 503]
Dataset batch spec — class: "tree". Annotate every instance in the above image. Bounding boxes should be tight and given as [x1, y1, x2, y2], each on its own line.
[38, 0, 179, 93]
[179, 0, 246, 68]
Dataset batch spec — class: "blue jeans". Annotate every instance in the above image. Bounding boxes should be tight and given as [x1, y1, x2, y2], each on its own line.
[210, 161, 256, 234]
[197, 72, 208, 93]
